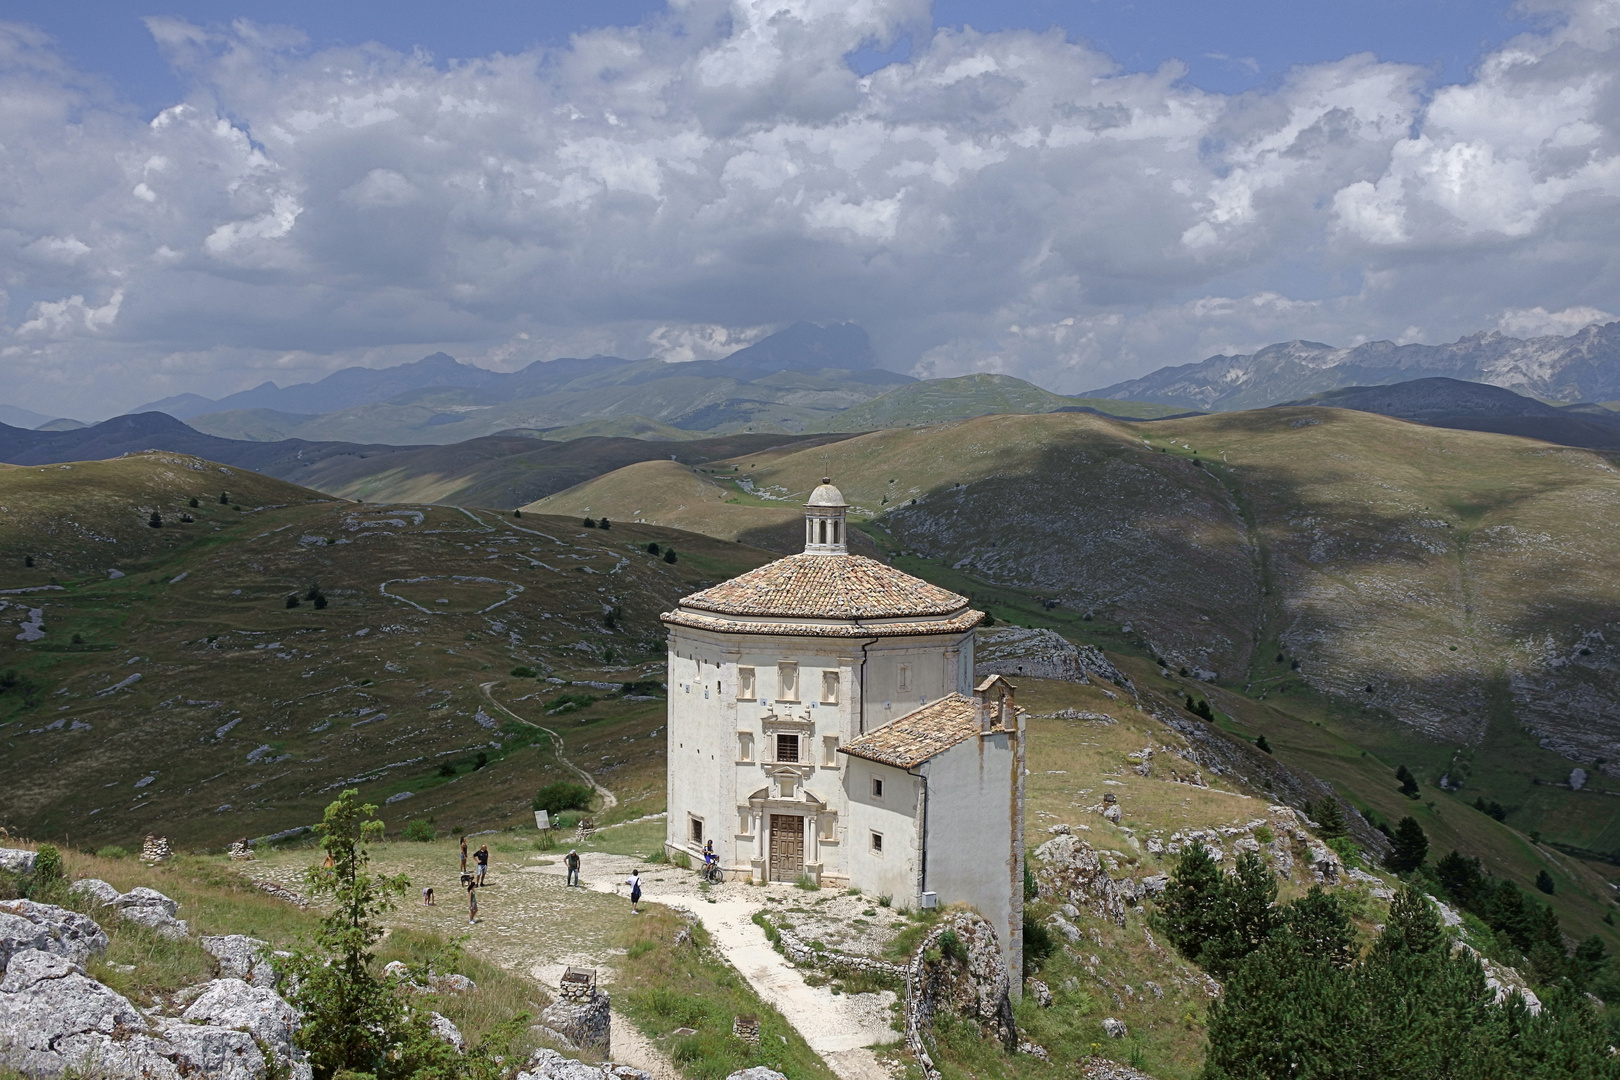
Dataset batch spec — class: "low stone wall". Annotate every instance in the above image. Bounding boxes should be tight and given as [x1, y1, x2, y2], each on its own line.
[772, 925, 906, 984]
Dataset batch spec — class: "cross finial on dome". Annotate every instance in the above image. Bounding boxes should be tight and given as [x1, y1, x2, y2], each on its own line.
[804, 477, 847, 554]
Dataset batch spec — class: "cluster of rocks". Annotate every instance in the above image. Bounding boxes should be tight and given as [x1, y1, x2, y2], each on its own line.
[973, 627, 1134, 690]
[535, 988, 611, 1055]
[227, 839, 256, 861]
[516, 1048, 651, 1080]
[139, 835, 172, 863]
[70, 879, 191, 939]
[1032, 833, 1127, 927]
[0, 896, 312, 1080]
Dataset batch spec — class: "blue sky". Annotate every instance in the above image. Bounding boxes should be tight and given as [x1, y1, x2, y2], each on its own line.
[0, 0, 1615, 416]
[15, 0, 1537, 109]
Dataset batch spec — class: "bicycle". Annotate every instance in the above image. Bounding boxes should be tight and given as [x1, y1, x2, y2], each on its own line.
[702, 859, 724, 884]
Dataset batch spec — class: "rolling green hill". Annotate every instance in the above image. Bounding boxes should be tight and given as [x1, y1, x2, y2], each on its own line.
[811, 372, 1187, 431]
[532, 409, 1620, 888]
[0, 455, 775, 850]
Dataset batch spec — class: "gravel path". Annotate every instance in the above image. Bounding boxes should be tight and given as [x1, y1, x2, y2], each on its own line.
[482, 681, 619, 812]
[528, 853, 899, 1080]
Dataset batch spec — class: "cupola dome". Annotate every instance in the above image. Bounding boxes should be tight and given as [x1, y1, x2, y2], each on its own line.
[803, 477, 847, 554]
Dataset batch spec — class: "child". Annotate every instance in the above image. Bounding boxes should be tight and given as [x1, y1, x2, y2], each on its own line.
[422, 886, 435, 906]
[625, 869, 642, 914]
[460, 836, 469, 873]
[466, 880, 479, 925]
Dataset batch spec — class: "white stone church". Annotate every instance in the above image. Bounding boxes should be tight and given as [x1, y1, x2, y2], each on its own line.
[661, 480, 1025, 984]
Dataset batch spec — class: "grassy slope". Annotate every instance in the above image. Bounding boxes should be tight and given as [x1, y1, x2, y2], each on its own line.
[526, 411, 1620, 935]
[812, 374, 1185, 432]
[0, 456, 775, 849]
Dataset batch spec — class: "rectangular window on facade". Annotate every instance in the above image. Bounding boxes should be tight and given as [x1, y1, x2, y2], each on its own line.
[776, 732, 799, 763]
[737, 732, 754, 763]
[740, 810, 753, 836]
[777, 662, 798, 701]
[897, 664, 911, 693]
[820, 670, 839, 704]
[738, 666, 756, 700]
[871, 776, 884, 800]
[690, 816, 704, 844]
[870, 831, 883, 855]
[819, 817, 837, 841]
[822, 735, 839, 766]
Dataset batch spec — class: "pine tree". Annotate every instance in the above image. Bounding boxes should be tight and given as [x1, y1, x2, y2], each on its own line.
[599, 517, 611, 529]
[1201, 850, 1279, 976]
[1377, 884, 1444, 956]
[1285, 886, 1357, 968]
[1159, 843, 1227, 964]
[1436, 849, 1485, 905]
[1535, 869, 1556, 895]
[148, 511, 163, 528]
[1312, 797, 1349, 839]
[582, 517, 597, 528]
[1396, 764, 1420, 799]
[220, 491, 229, 504]
[1256, 734, 1272, 753]
[646, 542, 660, 555]
[1385, 816, 1428, 873]
[663, 548, 677, 564]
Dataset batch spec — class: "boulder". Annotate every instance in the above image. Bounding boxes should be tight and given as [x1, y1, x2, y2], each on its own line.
[517, 1047, 651, 1080]
[69, 878, 122, 907]
[181, 977, 304, 1072]
[909, 911, 1016, 1052]
[727, 1070, 788, 1080]
[429, 1011, 465, 1052]
[1032, 835, 1126, 926]
[113, 888, 189, 939]
[0, 948, 273, 1079]
[1102, 1017, 1128, 1039]
[539, 988, 610, 1054]
[1139, 875, 1170, 898]
[0, 849, 38, 875]
[201, 935, 279, 989]
[0, 900, 109, 969]
[1026, 978, 1053, 1007]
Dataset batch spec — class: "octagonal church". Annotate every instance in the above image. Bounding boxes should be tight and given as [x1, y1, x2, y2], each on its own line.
[660, 479, 1025, 984]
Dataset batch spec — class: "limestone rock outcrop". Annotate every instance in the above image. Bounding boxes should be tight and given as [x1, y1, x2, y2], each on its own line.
[516, 1046, 651, 1080]
[112, 887, 189, 939]
[201, 934, 281, 989]
[0, 900, 109, 968]
[0, 849, 38, 875]
[1032, 834, 1126, 927]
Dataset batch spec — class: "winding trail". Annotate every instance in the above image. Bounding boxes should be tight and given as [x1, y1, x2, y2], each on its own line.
[479, 681, 618, 812]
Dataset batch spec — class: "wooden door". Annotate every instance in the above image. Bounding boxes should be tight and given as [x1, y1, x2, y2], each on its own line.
[769, 814, 804, 882]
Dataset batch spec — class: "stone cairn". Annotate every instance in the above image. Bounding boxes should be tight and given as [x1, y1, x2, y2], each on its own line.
[731, 1016, 761, 1045]
[139, 835, 172, 864]
[227, 839, 256, 861]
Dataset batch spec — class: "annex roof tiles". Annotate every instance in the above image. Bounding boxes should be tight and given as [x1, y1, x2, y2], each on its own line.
[839, 693, 999, 769]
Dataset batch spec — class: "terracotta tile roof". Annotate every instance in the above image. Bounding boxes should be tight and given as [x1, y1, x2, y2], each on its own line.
[675, 553, 970, 620]
[659, 608, 982, 638]
[840, 693, 999, 768]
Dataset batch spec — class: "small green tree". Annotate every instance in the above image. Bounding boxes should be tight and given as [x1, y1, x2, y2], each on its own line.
[663, 548, 678, 564]
[1375, 883, 1444, 956]
[1536, 869, 1556, 895]
[1256, 734, 1272, 754]
[148, 512, 163, 529]
[1285, 885, 1357, 968]
[1385, 816, 1429, 874]
[513, 509, 522, 518]
[533, 780, 594, 815]
[401, 820, 435, 842]
[1313, 797, 1349, 839]
[285, 593, 300, 609]
[24, 555, 34, 567]
[582, 517, 597, 528]
[189, 497, 199, 508]
[278, 790, 410, 1078]
[646, 542, 660, 555]
[1200, 850, 1280, 977]
[33, 844, 63, 884]
[219, 491, 229, 504]
[1159, 843, 1227, 963]
[599, 517, 611, 530]
[1396, 765, 1420, 799]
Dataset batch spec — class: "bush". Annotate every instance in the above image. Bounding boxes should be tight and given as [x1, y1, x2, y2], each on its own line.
[285, 594, 300, 609]
[473, 751, 488, 770]
[1256, 735, 1272, 753]
[219, 492, 229, 504]
[663, 548, 678, 564]
[148, 512, 163, 529]
[620, 680, 663, 696]
[24, 555, 34, 567]
[33, 845, 62, 883]
[939, 929, 968, 965]
[646, 542, 660, 555]
[437, 762, 456, 778]
[401, 820, 435, 843]
[95, 845, 128, 859]
[512, 509, 522, 518]
[189, 497, 200, 508]
[1022, 914, 1055, 975]
[599, 518, 611, 530]
[532, 781, 594, 815]
[510, 666, 536, 678]
[1536, 869, 1556, 895]
[582, 518, 597, 528]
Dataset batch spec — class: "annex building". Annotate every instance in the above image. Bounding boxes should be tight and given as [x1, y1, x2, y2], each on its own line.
[660, 479, 1026, 984]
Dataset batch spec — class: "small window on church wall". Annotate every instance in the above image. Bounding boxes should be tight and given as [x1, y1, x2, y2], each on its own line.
[777, 662, 798, 701]
[776, 732, 799, 763]
[818, 519, 827, 545]
[738, 666, 756, 700]
[871, 776, 884, 800]
[740, 810, 753, 836]
[819, 817, 836, 841]
[822, 735, 839, 766]
[737, 732, 753, 762]
[820, 670, 839, 704]
[870, 831, 884, 855]
[897, 664, 911, 693]
[832, 520, 840, 544]
[689, 816, 704, 844]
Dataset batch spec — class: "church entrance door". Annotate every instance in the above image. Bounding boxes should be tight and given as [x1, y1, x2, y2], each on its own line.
[769, 814, 804, 882]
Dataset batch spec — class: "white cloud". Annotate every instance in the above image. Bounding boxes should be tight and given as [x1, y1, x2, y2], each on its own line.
[0, 0, 1616, 416]
[1497, 305, 1617, 338]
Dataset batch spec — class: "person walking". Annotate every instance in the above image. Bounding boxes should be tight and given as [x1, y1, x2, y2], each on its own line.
[625, 869, 642, 914]
[459, 836, 469, 874]
[565, 849, 581, 887]
[474, 844, 490, 885]
[466, 879, 479, 925]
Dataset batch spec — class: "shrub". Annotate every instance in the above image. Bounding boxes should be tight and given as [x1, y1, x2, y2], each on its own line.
[219, 492, 229, 504]
[1253, 824, 1275, 844]
[532, 781, 594, 815]
[599, 518, 611, 530]
[95, 845, 128, 859]
[663, 548, 678, 564]
[189, 497, 199, 508]
[24, 555, 34, 567]
[401, 820, 435, 842]
[646, 542, 661, 555]
[33, 845, 63, 883]
[512, 509, 522, 518]
[1023, 866, 1038, 900]
[473, 751, 488, 771]
[1256, 735, 1272, 753]
[70, 633, 83, 645]
[1396, 765, 1420, 799]
[285, 594, 300, 609]
[794, 874, 819, 891]
[582, 518, 597, 528]
[1022, 914, 1055, 975]
[510, 666, 536, 678]
[939, 929, 968, 965]
[436, 763, 456, 777]
[148, 512, 162, 529]
[313, 593, 328, 610]
[619, 680, 662, 696]
[1535, 869, 1556, 895]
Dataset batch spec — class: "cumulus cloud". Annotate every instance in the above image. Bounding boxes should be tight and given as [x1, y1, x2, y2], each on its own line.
[0, 0, 1617, 417]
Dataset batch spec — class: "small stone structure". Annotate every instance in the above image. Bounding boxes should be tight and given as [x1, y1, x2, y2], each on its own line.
[228, 839, 256, 861]
[538, 987, 610, 1054]
[139, 835, 172, 863]
[731, 1015, 761, 1045]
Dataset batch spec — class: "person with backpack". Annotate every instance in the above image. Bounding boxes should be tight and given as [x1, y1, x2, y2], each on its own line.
[565, 849, 581, 887]
[625, 869, 642, 914]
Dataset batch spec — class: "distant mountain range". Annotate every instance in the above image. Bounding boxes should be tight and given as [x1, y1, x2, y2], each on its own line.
[1090, 320, 1620, 411]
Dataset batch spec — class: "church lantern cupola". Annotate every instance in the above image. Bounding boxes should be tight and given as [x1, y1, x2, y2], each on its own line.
[804, 478, 848, 554]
